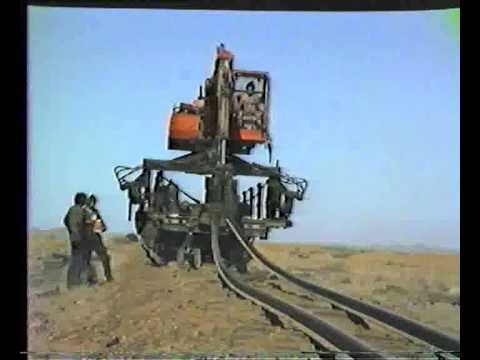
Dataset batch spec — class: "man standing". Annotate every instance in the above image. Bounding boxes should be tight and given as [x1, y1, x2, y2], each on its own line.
[84, 195, 113, 284]
[153, 171, 169, 214]
[166, 180, 180, 217]
[266, 176, 283, 219]
[281, 190, 299, 219]
[63, 192, 89, 289]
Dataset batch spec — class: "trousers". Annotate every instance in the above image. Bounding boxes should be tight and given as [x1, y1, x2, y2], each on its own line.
[66, 241, 88, 288]
[84, 233, 112, 282]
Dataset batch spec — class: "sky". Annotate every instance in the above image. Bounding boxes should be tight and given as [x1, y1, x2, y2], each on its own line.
[28, 7, 460, 249]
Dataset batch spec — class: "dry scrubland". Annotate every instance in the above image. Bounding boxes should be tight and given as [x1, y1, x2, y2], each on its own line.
[256, 243, 459, 338]
[28, 233, 459, 356]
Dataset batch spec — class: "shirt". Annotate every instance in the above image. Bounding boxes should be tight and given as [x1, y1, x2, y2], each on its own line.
[87, 206, 107, 234]
[63, 205, 89, 242]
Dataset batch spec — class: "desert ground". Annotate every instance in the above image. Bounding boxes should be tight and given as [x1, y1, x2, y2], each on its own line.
[28, 231, 459, 357]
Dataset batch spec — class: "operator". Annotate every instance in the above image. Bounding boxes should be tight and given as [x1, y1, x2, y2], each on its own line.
[237, 81, 264, 129]
[83, 194, 113, 284]
[63, 192, 90, 289]
[238, 81, 258, 109]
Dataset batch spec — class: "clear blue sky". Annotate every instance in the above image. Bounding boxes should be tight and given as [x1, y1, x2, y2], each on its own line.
[28, 7, 459, 249]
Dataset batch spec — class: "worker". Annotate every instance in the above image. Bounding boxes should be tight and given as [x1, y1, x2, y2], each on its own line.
[266, 176, 283, 219]
[153, 171, 169, 213]
[167, 180, 180, 217]
[63, 192, 90, 289]
[129, 169, 149, 205]
[280, 190, 298, 219]
[84, 195, 113, 284]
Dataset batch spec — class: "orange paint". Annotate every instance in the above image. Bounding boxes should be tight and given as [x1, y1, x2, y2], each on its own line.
[231, 129, 265, 143]
[169, 114, 201, 140]
[217, 50, 233, 61]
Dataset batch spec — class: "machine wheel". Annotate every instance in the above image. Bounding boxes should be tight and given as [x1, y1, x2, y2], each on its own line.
[192, 248, 202, 269]
[141, 244, 165, 267]
[236, 261, 248, 274]
[227, 245, 249, 274]
[140, 223, 166, 266]
[176, 248, 186, 268]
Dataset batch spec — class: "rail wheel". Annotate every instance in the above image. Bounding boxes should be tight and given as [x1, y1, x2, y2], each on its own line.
[192, 248, 202, 269]
[226, 247, 249, 274]
[235, 260, 248, 274]
[176, 247, 186, 269]
[140, 222, 166, 266]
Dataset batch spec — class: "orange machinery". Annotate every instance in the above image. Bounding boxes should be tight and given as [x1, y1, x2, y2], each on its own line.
[167, 47, 271, 154]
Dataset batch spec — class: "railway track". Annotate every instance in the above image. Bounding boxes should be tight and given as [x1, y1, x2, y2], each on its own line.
[211, 214, 391, 360]
[246, 274, 438, 355]
[219, 217, 460, 359]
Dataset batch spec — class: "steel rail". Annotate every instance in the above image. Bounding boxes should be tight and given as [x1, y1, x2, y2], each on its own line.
[224, 217, 460, 355]
[211, 214, 390, 360]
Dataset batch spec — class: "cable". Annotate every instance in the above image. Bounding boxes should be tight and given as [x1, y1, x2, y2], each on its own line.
[157, 173, 201, 204]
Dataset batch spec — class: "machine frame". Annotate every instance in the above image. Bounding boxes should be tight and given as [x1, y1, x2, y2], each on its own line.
[114, 45, 307, 271]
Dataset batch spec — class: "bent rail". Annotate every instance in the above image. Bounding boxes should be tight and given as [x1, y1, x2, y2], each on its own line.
[225, 217, 460, 355]
[211, 214, 389, 360]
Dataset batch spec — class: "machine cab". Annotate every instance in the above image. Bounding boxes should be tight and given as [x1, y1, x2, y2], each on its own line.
[231, 70, 271, 144]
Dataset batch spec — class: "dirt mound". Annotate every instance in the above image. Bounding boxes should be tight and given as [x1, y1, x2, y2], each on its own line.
[28, 237, 313, 355]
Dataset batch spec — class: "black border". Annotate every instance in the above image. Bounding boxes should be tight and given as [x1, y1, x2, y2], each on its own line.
[13, 0, 27, 358]
[28, 0, 459, 11]
[458, 3, 465, 360]
[18, 1, 462, 359]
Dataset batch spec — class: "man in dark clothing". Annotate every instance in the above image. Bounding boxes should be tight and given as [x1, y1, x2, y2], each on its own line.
[153, 171, 169, 213]
[166, 180, 180, 216]
[266, 176, 283, 219]
[281, 190, 298, 218]
[84, 195, 113, 284]
[63, 192, 90, 289]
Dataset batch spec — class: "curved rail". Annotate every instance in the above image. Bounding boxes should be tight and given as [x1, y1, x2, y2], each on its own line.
[211, 214, 389, 360]
[224, 218, 460, 355]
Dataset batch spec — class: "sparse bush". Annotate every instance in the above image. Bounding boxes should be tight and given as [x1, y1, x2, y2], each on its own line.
[327, 246, 364, 259]
[320, 262, 346, 273]
[385, 284, 408, 295]
[309, 250, 325, 255]
[427, 291, 456, 305]
[372, 287, 387, 295]
[448, 286, 460, 297]
[433, 281, 449, 292]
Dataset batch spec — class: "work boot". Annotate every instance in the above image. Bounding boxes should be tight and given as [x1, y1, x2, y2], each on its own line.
[67, 283, 80, 290]
[105, 272, 114, 282]
[86, 269, 98, 286]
